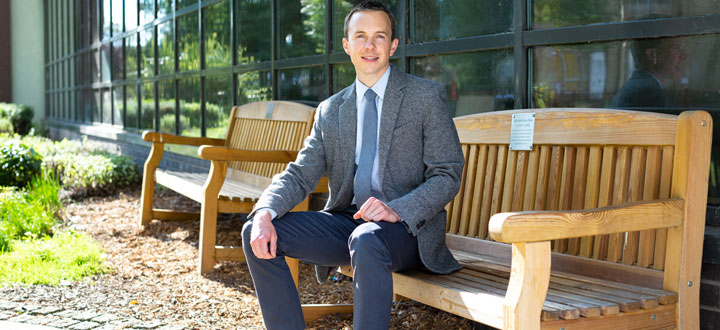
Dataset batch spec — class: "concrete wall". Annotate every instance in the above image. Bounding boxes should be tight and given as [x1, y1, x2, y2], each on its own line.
[11, 0, 45, 121]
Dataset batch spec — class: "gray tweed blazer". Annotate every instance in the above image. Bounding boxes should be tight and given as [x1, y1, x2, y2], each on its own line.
[250, 66, 464, 274]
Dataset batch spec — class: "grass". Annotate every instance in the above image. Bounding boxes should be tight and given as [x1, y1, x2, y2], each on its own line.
[0, 230, 109, 285]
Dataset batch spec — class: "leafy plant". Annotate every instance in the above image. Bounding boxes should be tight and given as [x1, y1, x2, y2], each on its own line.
[0, 141, 43, 188]
[0, 103, 34, 136]
[0, 187, 56, 252]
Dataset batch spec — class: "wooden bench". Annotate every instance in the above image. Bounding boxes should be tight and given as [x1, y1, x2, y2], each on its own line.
[139, 101, 318, 277]
[328, 109, 711, 329]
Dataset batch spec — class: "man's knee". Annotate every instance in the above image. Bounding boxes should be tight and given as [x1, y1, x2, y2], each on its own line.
[348, 222, 387, 257]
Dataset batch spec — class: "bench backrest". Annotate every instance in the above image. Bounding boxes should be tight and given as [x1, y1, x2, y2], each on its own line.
[448, 109, 711, 290]
[223, 101, 315, 185]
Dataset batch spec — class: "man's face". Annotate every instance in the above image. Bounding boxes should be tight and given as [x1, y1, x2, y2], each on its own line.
[342, 10, 398, 86]
[656, 38, 688, 80]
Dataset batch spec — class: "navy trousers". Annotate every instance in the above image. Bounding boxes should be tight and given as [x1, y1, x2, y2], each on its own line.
[241, 208, 422, 330]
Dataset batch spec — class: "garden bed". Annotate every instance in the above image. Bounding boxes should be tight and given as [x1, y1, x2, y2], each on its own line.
[0, 187, 475, 329]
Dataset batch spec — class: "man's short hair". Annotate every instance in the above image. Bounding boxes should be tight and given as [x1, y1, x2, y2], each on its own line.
[343, 1, 396, 41]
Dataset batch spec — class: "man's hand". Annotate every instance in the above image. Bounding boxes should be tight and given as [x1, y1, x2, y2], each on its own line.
[353, 197, 401, 222]
[250, 210, 277, 259]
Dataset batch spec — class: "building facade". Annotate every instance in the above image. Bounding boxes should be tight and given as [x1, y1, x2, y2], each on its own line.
[23, 0, 720, 328]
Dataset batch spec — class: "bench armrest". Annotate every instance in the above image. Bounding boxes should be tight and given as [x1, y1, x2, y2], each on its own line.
[198, 146, 299, 163]
[142, 131, 225, 147]
[488, 198, 684, 243]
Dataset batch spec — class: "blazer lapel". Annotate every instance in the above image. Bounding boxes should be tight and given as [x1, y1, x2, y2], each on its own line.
[377, 66, 406, 193]
[336, 83, 358, 199]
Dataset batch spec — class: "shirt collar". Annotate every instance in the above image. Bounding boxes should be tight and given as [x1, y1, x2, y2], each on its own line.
[355, 66, 391, 103]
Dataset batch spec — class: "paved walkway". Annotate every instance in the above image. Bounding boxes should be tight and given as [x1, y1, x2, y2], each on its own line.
[0, 300, 181, 330]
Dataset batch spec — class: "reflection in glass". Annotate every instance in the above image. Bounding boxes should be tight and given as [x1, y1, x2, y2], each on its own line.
[103, 0, 111, 39]
[278, 66, 325, 103]
[532, 35, 720, 112]
[101, 44, 112, 82]
[102, 89, 112, 124]
[413, 0, 512, 42]
[278, 0, 325, 58]
[179, 77, 201, 137]
[178, 0, 197, 10]
[205, 75, 232, 138]
[204, 1, 231, 68]
[332, 63, 355, 92]
[83, 90, 92, 122]
[333, 0, 397, 53]
[139, 0, 154, 27]
[533, 0, 720, 29]
[93, 90, 101, 123]
[158, 21, 174, 75]
[111, 0, 123, 35]
[113, 86, 124, 126]
[413, 50, 515, 116]
[126, 0, 138, 31]
[236, 0, 271, 63]
[238, 71, 272, 104]
[178, 13, 199, 71]
[140, 28, 154, 77]
[158, 0, 173, 18]
[141, 82, 155, 130]
[126, 34, 138, 79]
[92, 50, 101, 82]
[158, 79, 175, 133]
[126, 84, 139, 129]
[112, 39, 124, 80]
[75, 90, 82, 121]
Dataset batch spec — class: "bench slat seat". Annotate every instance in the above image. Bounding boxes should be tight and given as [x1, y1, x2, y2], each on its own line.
[155, 169, 265, 205]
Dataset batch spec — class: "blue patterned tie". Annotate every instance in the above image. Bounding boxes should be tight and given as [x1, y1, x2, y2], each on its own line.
[353, 89, 378, 207]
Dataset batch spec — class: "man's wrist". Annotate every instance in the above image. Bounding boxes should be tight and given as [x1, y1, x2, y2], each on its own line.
[255, 208, 277, 221]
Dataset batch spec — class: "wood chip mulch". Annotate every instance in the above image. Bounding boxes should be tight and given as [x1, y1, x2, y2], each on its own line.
[0, 187, 477, 329]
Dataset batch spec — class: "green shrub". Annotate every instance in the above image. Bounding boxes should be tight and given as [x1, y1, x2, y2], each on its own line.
[0, 187, 56, 252]
[0, 230, 109, 285]
[0, 118, 12, 134]
[0, 141, 43, 188]
[0, 103, 34, 136]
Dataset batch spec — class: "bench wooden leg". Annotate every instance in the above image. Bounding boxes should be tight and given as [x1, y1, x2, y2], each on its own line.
[139, 142, 164, 227]
[503, 242, 550, 330]
[301, 304, 353, 323]
[199, 160, 226, 274]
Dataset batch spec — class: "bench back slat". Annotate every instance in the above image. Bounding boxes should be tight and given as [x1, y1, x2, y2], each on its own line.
[224, 101, 315, 179]
[450, 109, 681, 272]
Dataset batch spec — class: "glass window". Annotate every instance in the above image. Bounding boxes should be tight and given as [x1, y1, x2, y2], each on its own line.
[126, 34, 138, 79]
[102, 88, 112, 124]
[412, 50, 515, 117]
[91, 0, 99, 42]
[413, 0, 512, 43]
[278, 66, 325, 103]
[533, 0, 720, 29]
[238, 71, 272, 104]
[332, 0, 397, 53]
[113, 86, 124, 126]
[278, 0, 325, 58]
[179, 77, 201, 137]
[205, 75, 232, 138]
[178, 13, 199, 71]
[141, 82, 155, 130]
[83, 90, 92, 122]
[235, 0, 271, 63]
[126, 0, 138, 31]
[112, 39, 124, 80]
[178, 0, 197, 10]
[332, 63, 355, 92]
[75, 90, 82, 121]
[93, 49, 101, 82]
[158, 79, 175, 134]
[101, 44, 112, 82]
[204, 1, 231, 68]
[126, 84, 139, 129]
[102, 0, 111, 39]
[140, 28, 154, 77]
[111, 0, 123, 35]
[93, 89, 101, 123]
[157, 0, 173, 18]
[532, 35, 720, 111]
[158, 21, 174, 75]
[139, 0, 154, 26]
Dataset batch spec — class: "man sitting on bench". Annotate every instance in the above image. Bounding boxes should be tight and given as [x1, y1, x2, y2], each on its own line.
[241, 2, 464, 329]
